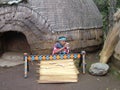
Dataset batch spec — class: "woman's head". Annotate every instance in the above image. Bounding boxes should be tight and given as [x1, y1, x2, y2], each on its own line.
[58, 36, 67, 45]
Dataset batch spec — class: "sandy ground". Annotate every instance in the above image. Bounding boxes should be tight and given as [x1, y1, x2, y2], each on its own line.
[0, 53, 120, 90]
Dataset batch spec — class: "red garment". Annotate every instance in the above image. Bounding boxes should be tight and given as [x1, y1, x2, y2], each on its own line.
[52, 43, 69, 55]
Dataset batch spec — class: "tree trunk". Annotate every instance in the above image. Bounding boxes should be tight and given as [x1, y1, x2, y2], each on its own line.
[108, 0, 117, 30]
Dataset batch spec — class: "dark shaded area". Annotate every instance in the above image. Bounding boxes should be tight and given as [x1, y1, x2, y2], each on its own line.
[0, 31, 31, 55]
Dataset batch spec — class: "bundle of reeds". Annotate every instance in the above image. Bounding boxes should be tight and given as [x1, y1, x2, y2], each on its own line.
[99, 9, 120, 63]
[37, 59, 79, 83]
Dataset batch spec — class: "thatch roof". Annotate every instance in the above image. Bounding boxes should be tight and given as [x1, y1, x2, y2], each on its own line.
[0, 0, 23, 5]
[28, 0, 103, 32]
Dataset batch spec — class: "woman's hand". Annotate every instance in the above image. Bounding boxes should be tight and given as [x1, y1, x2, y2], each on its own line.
[64, 43, 69, 48]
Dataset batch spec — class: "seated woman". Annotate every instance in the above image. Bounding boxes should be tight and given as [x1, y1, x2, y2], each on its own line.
[52, 36, 70, 55]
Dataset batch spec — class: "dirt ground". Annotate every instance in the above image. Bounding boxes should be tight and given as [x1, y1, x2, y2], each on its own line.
[0, 53, 120, 90]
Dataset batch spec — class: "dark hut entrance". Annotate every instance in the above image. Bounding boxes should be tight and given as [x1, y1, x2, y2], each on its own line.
[0, 31, 31, 55]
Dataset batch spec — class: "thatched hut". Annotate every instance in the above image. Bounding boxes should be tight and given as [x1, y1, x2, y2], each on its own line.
[0, 0, 103, 54]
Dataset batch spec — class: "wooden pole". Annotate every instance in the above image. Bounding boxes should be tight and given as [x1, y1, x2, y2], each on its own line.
[81, 51, 86, 74]
[24, 53, 28, 78]
[100, 21, 120, 63]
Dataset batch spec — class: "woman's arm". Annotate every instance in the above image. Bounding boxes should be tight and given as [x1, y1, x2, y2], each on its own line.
[52, 43, 69, 55]
[54, 47, 65, 53]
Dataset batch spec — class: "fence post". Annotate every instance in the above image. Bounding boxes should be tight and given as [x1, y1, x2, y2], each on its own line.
[24, 53, 28, 78]
[81, 51, 86, 74]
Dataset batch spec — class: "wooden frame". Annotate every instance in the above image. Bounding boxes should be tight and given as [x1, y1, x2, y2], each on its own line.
[24, 51, 86, 78]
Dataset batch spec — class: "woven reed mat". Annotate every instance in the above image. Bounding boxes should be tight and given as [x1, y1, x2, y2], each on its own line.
[37, 59, 79, 83]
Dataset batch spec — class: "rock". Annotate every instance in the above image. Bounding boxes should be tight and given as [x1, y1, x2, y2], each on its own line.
[0, 52, 24, 67]
[89, 63, 109, 76]
[1, 52, 23, 60]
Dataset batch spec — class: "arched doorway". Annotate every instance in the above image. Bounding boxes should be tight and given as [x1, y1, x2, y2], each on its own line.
[0, 5, 51, 67]
[0, 5, 51, 55]
[0, 31, 31, 54]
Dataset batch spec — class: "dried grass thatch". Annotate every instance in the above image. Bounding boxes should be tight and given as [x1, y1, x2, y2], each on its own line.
[100, 9, 120, 63]
[0, 0, 103, 54]
[28, 0, 102, 32]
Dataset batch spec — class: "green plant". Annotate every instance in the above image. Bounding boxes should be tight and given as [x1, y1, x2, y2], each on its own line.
[93, 0, 120, 37]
